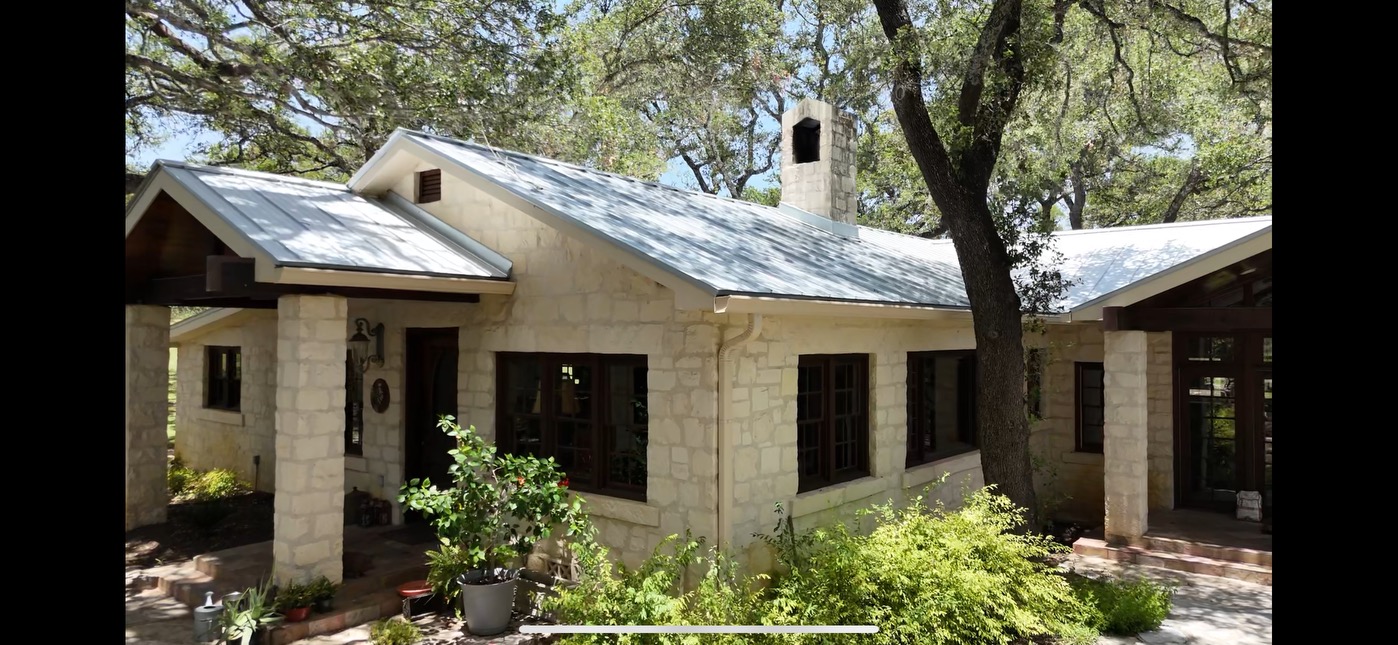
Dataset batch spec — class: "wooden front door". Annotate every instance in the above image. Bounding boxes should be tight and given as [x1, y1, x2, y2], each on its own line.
[1174, 332, 1270, 512]
[404, 328, 459, 520]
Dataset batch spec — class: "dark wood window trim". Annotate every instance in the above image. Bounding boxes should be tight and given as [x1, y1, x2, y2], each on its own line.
[797, 354, 870, 493]
[497, 352, 648, 501]
[906, 350, 978, 468]
[1026, 348, 1046, 421]
[345, 350, 364, 456]
[205, 346, 242, 411]
[1075, 362, 1105, 453]
[416, 169, 442, 204]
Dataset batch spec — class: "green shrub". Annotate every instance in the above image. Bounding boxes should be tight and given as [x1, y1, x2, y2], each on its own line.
[1069, 574, 1175, 635]
[761, 488, 1095, 645]
[273, 581, 315, 611]
[369, 617, 422, 645]
[168, 455, 197, 495]
[191, 468, 249, 501]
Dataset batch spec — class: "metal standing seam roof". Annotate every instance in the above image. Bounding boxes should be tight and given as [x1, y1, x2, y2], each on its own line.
[154, 161, 511, 280]
[401, 132, 972, 308]
[859, 216, 1273, 312]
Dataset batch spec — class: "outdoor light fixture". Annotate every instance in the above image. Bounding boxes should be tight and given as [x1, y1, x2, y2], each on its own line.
[349, 318, 385, 373]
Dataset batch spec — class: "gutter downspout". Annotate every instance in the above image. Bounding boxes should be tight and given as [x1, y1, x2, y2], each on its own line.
[716, 314, 763, 550]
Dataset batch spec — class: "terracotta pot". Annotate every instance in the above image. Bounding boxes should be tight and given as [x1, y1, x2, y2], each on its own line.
[284, 606, 311, 623]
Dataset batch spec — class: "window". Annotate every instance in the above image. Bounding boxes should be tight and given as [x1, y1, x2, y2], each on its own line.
[416, 169, 442, 203]
[497, 353, 648, 500]
[906, 351, 977, 467]
[205, 346, 241, 411]
[1075, 362, 1105, 453]
[345, 350, 364, 456]
[1025, 348, 1046, 420]
[797, 354, 869, 492]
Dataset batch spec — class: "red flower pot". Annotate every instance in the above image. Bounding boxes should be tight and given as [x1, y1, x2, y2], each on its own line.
[284, 606, 311, 623]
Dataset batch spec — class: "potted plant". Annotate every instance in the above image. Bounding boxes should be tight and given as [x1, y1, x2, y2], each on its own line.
[221, 579, 283, 645]
[309, 576, 339, 613]
[399, 415, 592, 636]
[272, 581, 314, 623]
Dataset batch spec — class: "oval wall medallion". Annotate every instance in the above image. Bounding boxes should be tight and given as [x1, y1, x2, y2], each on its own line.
[370, 378, 391, 413]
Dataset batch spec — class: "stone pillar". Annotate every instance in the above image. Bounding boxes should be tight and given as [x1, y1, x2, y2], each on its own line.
[127, 305, 171, 530]
[273, 295, 347, 584]
[1103, 330, 1149, 542]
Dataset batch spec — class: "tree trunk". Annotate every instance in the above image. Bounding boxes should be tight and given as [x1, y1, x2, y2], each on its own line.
[1067, 161, 1086, 229]
[1161, 161, 1204, 223]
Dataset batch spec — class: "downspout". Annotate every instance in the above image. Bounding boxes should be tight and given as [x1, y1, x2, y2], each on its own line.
[716, 314, 763, 550]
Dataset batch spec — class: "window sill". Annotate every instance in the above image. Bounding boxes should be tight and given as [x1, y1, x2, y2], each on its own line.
[902, 450, 982, 490]
[1060, 451, 1104, 466]
[345, 456, 369, 472]
[792, 475, 888, 518]
[196, 407, 244, 426]
[572, 492, 660, 527]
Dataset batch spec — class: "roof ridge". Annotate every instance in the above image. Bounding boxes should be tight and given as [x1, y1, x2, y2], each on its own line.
[153, 159, 352, 191]
[399, 129, 778, 211]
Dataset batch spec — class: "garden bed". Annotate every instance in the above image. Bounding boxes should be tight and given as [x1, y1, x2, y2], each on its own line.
[125, 491, 274, 569]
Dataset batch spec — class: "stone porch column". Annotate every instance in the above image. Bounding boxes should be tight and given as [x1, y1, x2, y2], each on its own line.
[126, 305, 171, 530]
[1103, 330, 1149, 542]
[274, 295, 347, 584]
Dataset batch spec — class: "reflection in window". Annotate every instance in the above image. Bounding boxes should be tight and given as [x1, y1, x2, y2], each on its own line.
[797, 354, 870, 492]
[1185, 336, 1234, 362]
[1187, 375, 1237, 501]
[907, 351, 977, 466]
[1075, 362, 1104, 453]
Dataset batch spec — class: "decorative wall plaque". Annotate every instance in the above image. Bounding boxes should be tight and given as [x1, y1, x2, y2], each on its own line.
[370, 378, 391, 413]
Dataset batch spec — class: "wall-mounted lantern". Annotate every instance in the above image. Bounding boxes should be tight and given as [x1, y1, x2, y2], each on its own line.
[348, 318, 385, 373]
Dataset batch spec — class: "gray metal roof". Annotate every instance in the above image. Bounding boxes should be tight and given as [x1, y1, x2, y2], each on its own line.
[860, 216, 1273, 312]
[403, 132, 970, 308]
[156, 161, 510, 280]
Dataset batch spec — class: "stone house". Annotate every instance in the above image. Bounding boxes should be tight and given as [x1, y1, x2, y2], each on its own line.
[125, 98, 1273, 585]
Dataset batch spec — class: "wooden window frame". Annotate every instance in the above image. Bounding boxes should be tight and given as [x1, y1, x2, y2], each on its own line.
[345, 350, 364, 456]
[906, 350, 978, 468]
[415, 169, 442, 204]
[496, 352, 648, 501]
[1075, 362, 1105, 453]
[204, 346, 242, 411]
[796, 354, 870, 493]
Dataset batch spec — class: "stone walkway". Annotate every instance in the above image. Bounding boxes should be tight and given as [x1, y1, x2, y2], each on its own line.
[1066, 555, 1272, 645]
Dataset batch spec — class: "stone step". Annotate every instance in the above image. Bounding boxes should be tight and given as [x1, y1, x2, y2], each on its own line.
[1128, 534, 1272, 568]
[157, 568, 264, 608]
[266, 589, 403, 645]
[1072, 538, 1271, 586]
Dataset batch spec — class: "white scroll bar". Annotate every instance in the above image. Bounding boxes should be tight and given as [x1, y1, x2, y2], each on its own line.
[518, 625, 879, 634]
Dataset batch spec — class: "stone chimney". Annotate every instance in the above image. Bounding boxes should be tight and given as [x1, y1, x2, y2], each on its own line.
[779, 98, 857, 226]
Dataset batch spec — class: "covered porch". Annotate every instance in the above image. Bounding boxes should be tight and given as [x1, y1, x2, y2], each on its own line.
[125, 161, 514, 586]
[1095, 246, 1272, 551]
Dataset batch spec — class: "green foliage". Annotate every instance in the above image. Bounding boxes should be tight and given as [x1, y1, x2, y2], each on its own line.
[398, 416, 593, 580]
[221, 579, 282, 645]
[761, 489, 1093, 645]
[307, 576, 339, 603]
[273, 581, 315, 611]
[545, 533, 771, 645]
[369, 616, 423, 645]
[1070, 574, 1175, 635]
[191, 468, 250, 501]
[424, 543, 479, 609]
[167, 454, 197, 496]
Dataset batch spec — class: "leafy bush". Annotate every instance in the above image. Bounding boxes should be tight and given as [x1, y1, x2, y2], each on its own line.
[546, 533, 771, 644]
[369, 617, 422, 645]
[1070, 574, 1175, 635]
[273, 581, 315, 611]
[760, 488, 1093, 645]
[308, 576, 339, 603]
[168, 455, 197, 495]
[191, 468, 249, 501]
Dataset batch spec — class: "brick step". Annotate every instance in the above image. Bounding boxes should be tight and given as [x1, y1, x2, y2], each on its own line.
[157, 568, 264, 608]
[1127, 534, 1272, 568]
[267, 589, 403, 645]
[1072, 538, 1271, 586]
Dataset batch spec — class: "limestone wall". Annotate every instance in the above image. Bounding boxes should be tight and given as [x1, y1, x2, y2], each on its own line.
[174, 311, 279, 492]
[723, 315, 982, 571]
[1146, 332, 1173, 510]
[1028, 323, 1105, 522]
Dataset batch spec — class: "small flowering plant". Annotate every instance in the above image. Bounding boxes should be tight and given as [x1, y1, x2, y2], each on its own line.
[399, 416, 591, 584]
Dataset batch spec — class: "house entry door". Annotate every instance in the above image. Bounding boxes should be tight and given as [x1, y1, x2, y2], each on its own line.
[1175, 333, 1270, 513]
[404, 328, 459, 522]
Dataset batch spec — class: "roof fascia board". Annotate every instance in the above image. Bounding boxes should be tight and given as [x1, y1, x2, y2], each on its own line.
[714, 295, 971, 321]
[269, 266, 516, 295]
[348, 129, 410, 190]
[374, 135, 718, 309]
[126, 169, 276, 267]
[375, 191, 513, 276]
[1069, 227, 1272, 321]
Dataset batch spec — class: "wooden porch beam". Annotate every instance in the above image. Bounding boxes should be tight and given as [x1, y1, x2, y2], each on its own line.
[1104, 306, 1272, 332]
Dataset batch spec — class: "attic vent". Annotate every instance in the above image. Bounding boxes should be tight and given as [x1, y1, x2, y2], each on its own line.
[793, 118, 821, 164]
[416, 169, 442, 203]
